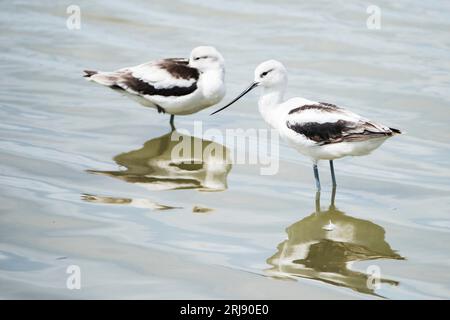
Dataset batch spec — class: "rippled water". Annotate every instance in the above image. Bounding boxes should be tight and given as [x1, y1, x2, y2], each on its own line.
[1, 0, 450, 299]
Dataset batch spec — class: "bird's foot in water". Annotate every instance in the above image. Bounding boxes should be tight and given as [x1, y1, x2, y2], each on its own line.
[322, 220, 336, 231]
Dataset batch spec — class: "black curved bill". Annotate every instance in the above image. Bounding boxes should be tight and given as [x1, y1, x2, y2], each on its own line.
[210, 82, 258, 115]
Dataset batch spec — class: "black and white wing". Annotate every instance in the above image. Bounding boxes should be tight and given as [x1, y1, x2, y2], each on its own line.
[285, 102, 401, 145]
[86, 58, 200, 97]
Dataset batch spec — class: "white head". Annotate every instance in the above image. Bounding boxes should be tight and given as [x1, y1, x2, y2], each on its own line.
[189, 46, 225, 71]
[210, 60, 288, 115]
[254, 60, 287, 88]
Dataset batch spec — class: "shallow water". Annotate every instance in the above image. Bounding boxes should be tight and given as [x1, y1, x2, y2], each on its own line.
[1, 0, 450, 299]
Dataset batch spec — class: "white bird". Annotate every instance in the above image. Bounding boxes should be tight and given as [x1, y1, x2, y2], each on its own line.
[84, 46, 225, 129]
[212, 60, 402, 191]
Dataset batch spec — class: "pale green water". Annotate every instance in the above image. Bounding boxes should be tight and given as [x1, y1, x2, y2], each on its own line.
[1, 0, 450, 299]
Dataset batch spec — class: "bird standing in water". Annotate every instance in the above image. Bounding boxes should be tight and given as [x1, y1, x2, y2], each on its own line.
[84, 46, 226, 130]
[212, 60, 401, 191]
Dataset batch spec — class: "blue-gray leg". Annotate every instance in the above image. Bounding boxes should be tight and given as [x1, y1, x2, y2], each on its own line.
[170, 115, 175, 131]
[329, 160, 337, 187]
[313, 163, 321, 191]
[330, 184, 336, 209]
[315, 191, 321, 213]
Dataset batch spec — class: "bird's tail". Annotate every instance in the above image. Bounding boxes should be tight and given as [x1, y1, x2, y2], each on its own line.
[389, 127, 402, 134]
[83, 70, 120, 86]
[83, 70, 98, 78]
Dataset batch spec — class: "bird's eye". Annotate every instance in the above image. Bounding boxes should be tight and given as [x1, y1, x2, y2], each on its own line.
[261, 69, 272, 78]
[194, 56, 208, 61]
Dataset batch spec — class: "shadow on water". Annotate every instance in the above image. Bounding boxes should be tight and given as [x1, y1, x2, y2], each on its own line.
[266, 189, 405, 297]
[87, 130, 232, 192]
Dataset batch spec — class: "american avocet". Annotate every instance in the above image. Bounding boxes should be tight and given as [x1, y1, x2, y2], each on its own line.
[212, 60, 401, 191]
[84, 46, 225, 129]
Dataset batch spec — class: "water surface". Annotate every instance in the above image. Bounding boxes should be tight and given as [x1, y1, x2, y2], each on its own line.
[1, 0, 450, 299]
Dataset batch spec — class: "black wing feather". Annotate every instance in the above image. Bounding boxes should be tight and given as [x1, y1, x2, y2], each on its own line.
[112, 58, 199, 97]
[287, 120, 396, 145]
[118, 73, 198, 97]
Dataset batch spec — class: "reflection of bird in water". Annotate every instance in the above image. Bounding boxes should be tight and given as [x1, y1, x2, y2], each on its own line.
[266, 190, 404, 296]
[88, 130, 232, 191]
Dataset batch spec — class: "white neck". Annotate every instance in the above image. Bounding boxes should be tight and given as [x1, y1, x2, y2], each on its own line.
[258, 85, 286, 128]
[200, 67, 225, 100]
